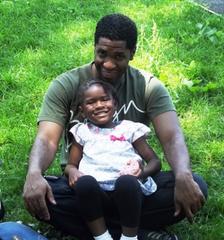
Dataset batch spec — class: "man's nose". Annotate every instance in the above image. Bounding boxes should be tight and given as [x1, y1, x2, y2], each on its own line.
[103, 58, 116, 70]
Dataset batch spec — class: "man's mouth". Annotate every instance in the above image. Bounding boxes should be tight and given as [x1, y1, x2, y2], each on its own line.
[101, 69, 117, 79]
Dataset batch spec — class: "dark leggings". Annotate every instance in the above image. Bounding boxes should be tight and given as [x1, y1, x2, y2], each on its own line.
[45, 171, 208, 240]
[75, 175, 142, 228]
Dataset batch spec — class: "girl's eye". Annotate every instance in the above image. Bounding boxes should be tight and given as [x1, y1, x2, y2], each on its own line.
[85, 100, 95, 105]
[102, 96, 111, 101]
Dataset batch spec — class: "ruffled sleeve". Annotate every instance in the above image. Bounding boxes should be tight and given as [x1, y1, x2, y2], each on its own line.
[120, 120, 151, 143]
[132, 122, 150, 142]
[69, 123, 86, 146]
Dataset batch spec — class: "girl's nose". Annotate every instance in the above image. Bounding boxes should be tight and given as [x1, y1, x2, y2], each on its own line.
[95, 100, 104, 108]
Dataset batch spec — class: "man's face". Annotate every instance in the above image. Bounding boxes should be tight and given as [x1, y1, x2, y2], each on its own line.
[93, 37, 135, 85]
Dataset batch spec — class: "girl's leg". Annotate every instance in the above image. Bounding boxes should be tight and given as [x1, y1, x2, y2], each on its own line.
[114, 175, 142, 238]
[75, 175, 113, 239]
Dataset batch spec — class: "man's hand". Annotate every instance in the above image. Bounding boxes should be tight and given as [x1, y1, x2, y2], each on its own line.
[23, 172, 56, 220]
[174, 172, 205, 223]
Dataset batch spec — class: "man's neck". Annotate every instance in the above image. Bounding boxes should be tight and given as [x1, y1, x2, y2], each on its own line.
[91, 62, 98, 79]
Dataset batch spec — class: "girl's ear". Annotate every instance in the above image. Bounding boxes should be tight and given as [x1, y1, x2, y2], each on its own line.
[79, 106, 86, 118]
[113, 100, 118, 110]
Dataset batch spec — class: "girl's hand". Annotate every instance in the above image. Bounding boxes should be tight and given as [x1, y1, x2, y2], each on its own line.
[119, 159, 142, 177]
[68, 167, 84, 187]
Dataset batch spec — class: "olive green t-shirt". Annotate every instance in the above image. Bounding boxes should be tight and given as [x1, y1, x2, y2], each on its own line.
[38, 63, 175, 166]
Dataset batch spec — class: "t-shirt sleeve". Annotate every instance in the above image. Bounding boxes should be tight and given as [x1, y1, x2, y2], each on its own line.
[145, 77, 176, 120]
[37, 73, 78, 127]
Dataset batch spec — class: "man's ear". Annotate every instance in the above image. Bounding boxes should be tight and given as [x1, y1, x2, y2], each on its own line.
[130, 46, 136, 60]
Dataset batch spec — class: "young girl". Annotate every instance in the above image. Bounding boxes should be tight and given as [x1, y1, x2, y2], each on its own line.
[65, 80, 161, 240]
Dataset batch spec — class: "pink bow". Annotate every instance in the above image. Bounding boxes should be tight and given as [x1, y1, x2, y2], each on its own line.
[110, 134, 126, 141]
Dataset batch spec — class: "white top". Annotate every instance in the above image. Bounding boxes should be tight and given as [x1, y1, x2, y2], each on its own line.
[69, 120, 157, 195]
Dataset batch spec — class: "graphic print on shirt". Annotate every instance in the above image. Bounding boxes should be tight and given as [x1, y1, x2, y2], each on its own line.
[113, 100, 145, 122]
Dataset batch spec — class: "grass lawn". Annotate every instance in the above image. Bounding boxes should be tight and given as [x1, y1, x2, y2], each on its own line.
[0, 0, 224, 239]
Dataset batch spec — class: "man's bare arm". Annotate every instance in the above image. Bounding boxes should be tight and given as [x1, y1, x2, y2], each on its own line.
[28, 121, 63, 172]
[152, 111, 205, 222]
[152, 111, 190, 174]
[23, 121, 63, 220]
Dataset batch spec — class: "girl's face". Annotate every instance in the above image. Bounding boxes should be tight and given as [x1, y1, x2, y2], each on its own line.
[80, 84, 116, 128]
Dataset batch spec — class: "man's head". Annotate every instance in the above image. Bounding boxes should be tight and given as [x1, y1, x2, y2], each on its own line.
[92, 14, 138, 84]
[94, 13, 137, 50]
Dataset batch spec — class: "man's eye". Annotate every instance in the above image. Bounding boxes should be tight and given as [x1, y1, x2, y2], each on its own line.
[115, 54, 125, 60]
[97, 50, 107, 58]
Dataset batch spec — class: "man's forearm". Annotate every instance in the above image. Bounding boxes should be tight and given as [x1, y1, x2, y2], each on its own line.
[163, 131, 191, 176]
[28, 136, 58, 174]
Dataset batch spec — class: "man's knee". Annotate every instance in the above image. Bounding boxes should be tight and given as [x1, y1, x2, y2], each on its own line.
[192, 173, 208, 199]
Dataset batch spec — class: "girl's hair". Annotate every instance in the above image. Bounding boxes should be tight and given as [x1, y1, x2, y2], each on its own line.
[77, 80, 119, 107]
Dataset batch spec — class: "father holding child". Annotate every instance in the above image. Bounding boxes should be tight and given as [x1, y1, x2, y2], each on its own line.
[23, 13, 207, 240]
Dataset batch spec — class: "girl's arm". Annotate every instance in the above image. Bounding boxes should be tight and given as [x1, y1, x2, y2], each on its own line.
[64, 140, 84, 186]
[133, 136, 161, 179]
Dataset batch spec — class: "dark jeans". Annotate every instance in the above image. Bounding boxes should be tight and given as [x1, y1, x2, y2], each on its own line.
[45, 171, 207, 240]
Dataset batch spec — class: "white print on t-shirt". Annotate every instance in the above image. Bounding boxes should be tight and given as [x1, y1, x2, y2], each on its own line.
[113, 100, 145, 122]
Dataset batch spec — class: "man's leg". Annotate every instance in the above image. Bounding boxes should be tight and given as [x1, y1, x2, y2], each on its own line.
[44, 175, 123, 240]
[44, 172, 207, 239]
[140, 171, 208, 230]
[44, 176, 93, 240]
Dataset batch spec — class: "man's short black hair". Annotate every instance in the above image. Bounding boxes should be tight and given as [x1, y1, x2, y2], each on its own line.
[94, 13, 137, 50]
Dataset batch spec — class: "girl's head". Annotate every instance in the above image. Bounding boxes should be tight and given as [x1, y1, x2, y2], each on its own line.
[77, 80, 118, 127]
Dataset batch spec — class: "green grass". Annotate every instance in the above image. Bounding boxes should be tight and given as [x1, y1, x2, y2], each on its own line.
[0, 0, 224, 239]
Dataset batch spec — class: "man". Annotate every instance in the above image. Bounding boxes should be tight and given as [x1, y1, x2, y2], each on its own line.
[23, 14, 207, 240]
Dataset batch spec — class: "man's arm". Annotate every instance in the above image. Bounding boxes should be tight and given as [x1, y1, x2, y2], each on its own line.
[152, 111, 205, 222]
[23, 121, 63, 220]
